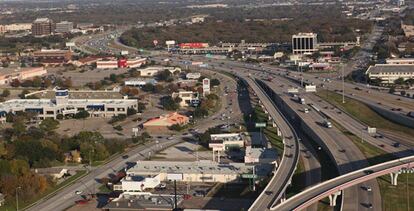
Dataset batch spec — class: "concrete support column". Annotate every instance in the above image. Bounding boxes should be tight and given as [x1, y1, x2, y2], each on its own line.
[217, 150, 221, 163]
[390, 172, 401, 186]
[212, 150, 215, 162]
[328, 191, 342, 207]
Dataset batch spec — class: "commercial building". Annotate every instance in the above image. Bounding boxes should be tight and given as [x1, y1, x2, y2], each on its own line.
[171, 90, 200, 107]
[116, 160, 268, 187]
[139, 66, 181, 77]
[55, 21, 73, 33]
[32, 18, 55, 37]
[209, 133, 246, 151]
[0, 88, 138, 121]
[96, 58, 146, 69]
[96, 60, 119, 69]
[0, 23, 32, 33]
[366, 64, 414, 84]
[186, 72, 201, 79]
[292, 33, 318, 54]
[244, 146, 278, 164]
[33, 49, 72, 65]
[0, 67, 47, 85]
[143, 112, 189, 131]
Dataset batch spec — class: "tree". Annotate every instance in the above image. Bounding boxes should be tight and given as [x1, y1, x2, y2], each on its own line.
[39, 118, 60, 132]
[394, 77, 405, 85]
[1, 89, 10, 97]
[127, 107, 137, 116]
[210, 78, 220, 87]
[74, 110, 90, 119]
[138, 102, 146, 112]
[160, 96, 180, 110]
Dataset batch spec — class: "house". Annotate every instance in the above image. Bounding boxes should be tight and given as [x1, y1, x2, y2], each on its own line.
[143, 112, 189, 132]
[34, 168, 68, 180]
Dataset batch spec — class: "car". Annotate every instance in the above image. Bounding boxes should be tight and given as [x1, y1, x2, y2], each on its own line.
[285, 154, 293, 158]
[365, 203, 373, 209]
[393, 142, 400, 148]
[339, 149, 346, 153]
[193, 190, 206, 197]
[379, 144, 385, 148]
[265, 191, 273, 195]
[75, 190, 83, 195]
[158, 183, 167, 189]
[167, 137, 174, 140]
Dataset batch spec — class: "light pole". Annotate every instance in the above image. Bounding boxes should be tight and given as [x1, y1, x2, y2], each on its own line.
[342, 64, 345, 104]
[16, 186, 21, 211]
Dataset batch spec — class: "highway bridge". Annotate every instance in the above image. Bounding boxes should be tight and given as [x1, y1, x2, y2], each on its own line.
[271, 156, 414, 211]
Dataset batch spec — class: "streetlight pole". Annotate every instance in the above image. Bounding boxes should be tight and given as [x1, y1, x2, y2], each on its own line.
[342, 64, 345, 104]
[16, 186, 21, 211]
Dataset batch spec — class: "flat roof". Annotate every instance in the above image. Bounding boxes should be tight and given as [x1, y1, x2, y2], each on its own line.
[127, 160, 254, 175]
[367, 64, 414, 74]
[33, 90, 123, 99]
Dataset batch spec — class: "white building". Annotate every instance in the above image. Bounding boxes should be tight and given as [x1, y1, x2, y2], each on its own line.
[171, 90, 199, 107]
[292, 33, 318, 54]
[0, 88, 138, 121]
[186, 72, 201, 79]
[366, 64, 414, 84]
[139, 66, 181, 77]
[113, 160, 269, 192]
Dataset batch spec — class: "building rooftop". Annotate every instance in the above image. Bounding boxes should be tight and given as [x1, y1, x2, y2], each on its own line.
[32, 90, 124, 99]
[367, 64, 414, 74]
[33, 18, 51, 23]
[104, 193, 182, 211]
[127, 160, 255, 175]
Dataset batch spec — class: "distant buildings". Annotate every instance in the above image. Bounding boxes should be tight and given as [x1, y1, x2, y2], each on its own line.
[292, 33, 318, 54]
[143, 112, 189, 131]
[0, 88, 138, 120]
[186, 72, 201, 79]
[32, 18, 54, 37]
[124, 78, 157, 87]
[55, 21, 73, 33]
[0, 23, 31, 33]
[366, 64, 414, 84]
[0, 67, 47, 85]
[386, 58, 414, 65]
[139, 66, 181, 77]
[34, 168, 68, 180]
[33, 49, 72, 65]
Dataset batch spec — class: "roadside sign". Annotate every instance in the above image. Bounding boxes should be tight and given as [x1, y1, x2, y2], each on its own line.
[241, 174, 257, 179]
[255, 123, 266, 128]
[367, 127, 376, 134]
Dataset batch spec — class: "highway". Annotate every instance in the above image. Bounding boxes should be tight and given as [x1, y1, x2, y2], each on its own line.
[157, 56, 302, 211]
[260, 78, 381, 211]
[272, 156, 414, 211]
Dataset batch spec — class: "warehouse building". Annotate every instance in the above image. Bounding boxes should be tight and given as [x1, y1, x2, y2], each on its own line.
[33, 49, 72, 65]
[366, 64, 414, 84]
[113, 160, 271, 193]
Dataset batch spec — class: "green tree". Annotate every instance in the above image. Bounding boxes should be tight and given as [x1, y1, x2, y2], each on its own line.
[74, 110, 90, 119]
[1, 89, 10, 97]
[394, 77, 405, 85]
[39, 118, 60, 132]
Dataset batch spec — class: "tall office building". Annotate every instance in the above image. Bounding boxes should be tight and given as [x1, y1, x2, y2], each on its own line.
[55, 21, 73, 33]
[32, 18, 54, 36]
[292, 33, 318, 54]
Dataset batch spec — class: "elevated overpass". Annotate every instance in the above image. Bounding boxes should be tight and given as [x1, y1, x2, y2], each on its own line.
[271, 156, 414, 211]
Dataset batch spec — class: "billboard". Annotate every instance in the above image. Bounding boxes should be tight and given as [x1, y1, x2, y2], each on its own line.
[305, 85, 317, 92]
[165, 40, 176, 45]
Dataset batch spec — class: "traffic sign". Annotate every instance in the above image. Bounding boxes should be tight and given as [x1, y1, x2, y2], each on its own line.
[255, 123, 266, 128]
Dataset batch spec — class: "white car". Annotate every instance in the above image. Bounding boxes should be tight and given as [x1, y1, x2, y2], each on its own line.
[75, 190, 82, 195]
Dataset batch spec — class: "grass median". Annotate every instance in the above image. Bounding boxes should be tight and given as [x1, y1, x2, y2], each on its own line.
[330, 120, 413, 211]
[316, 90, 414, 138]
